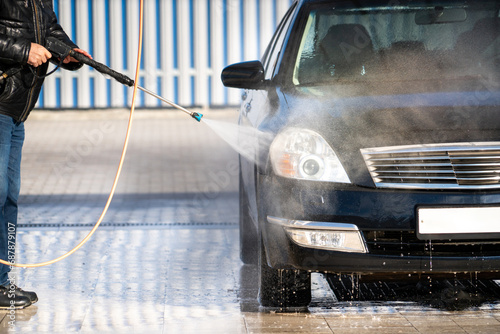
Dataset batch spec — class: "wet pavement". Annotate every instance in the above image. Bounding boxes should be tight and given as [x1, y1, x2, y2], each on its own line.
[1, 109, 500, 333]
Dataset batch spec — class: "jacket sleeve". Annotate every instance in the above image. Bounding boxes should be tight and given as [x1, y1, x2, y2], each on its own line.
[47, 11, 83, 71]
[0, 33, 30, 65]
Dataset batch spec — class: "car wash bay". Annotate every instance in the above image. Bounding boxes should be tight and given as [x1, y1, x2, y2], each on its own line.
[1, 109, 499, 333]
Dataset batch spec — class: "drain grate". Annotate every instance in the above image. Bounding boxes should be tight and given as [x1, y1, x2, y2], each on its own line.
[18, 221, 237, 228]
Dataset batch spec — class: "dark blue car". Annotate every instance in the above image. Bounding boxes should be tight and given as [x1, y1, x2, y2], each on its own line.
[222, 0, 500, 308]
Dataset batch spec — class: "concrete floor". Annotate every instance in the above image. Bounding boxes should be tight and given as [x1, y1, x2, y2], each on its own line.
[0, 109, 499, 333]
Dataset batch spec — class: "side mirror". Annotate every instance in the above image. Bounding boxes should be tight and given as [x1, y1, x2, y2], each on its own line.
[221, 61, 267, 89]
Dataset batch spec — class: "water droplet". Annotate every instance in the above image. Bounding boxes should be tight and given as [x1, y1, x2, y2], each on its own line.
[429, 240, 433, 272]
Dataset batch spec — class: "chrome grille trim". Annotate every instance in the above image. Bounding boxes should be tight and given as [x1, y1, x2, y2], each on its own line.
[361, 142, 500, 189]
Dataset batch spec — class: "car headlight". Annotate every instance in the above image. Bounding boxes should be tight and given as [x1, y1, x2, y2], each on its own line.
[269, 128, 350, 183]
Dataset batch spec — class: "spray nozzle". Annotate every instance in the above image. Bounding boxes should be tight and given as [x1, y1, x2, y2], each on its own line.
[191, 112, 203, 122]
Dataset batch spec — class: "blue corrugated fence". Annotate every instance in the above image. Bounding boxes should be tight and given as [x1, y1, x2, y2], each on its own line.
[38, 0, 293, 109]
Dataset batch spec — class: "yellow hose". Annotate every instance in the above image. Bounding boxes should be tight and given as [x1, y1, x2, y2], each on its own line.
[0, 1, 145, 268]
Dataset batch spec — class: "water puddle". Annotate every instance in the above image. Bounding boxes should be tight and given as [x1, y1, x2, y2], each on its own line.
[326, 273, 500, 311]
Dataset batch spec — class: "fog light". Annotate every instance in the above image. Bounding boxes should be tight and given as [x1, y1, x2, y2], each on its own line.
[285, 229, 366, 253]
[267, 216, 367, 253]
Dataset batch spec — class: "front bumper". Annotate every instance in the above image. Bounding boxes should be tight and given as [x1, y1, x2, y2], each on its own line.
[260, 176, 500, 277]
[264, 215, 500, 275]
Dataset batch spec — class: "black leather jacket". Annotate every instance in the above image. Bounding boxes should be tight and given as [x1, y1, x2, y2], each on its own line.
[0, 0, 83, 122]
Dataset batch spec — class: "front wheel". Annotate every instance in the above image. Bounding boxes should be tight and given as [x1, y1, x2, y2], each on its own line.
[258, 238, 311, 308]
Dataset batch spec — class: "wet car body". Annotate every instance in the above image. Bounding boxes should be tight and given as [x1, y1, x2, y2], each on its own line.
[222, 0, 500, 307]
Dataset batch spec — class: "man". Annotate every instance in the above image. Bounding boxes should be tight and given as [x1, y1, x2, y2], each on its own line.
[0, 0, 91, 309]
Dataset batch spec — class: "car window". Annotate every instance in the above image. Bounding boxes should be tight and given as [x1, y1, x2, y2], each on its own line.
[292, 1, 500, 87]
[263, 3, 297, 80]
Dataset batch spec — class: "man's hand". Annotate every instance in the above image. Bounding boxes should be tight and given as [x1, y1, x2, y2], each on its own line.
[29, 42, 92, 67]
[63, 48, 92, 63]
[28, 43, 52, 67]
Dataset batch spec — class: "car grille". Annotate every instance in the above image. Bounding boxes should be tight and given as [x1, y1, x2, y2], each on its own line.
[361, 142, 500, 190]
[364, 231, 500, 257]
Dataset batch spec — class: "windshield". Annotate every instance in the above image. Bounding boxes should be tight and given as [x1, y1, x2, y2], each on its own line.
[293, 1, 500, 87]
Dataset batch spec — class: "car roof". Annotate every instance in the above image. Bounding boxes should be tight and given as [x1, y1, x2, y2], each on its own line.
[293, 0, 393, 7]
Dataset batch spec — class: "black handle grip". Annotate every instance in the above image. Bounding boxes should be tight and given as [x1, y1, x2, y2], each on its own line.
[69, 50, 135, 87]
[45, 37, 135, 87]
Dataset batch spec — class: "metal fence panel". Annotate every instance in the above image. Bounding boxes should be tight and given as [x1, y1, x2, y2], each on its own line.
[39, 0, 292, 109]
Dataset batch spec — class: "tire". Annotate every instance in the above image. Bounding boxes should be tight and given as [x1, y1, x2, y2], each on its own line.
[258, 237, 312, 308]
[239, 173, 258, 264]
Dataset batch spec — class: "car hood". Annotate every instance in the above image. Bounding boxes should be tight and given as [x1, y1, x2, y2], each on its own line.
[281, 85, 500, 187]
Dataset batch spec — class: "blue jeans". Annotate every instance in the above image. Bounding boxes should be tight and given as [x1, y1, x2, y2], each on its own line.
[0, 115, 24, 286]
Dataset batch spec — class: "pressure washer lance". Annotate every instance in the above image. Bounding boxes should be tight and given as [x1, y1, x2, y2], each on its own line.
[45, 37, 203, 122]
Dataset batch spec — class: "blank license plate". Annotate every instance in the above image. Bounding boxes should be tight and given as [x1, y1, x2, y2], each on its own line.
[417, 206, 500, 239]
